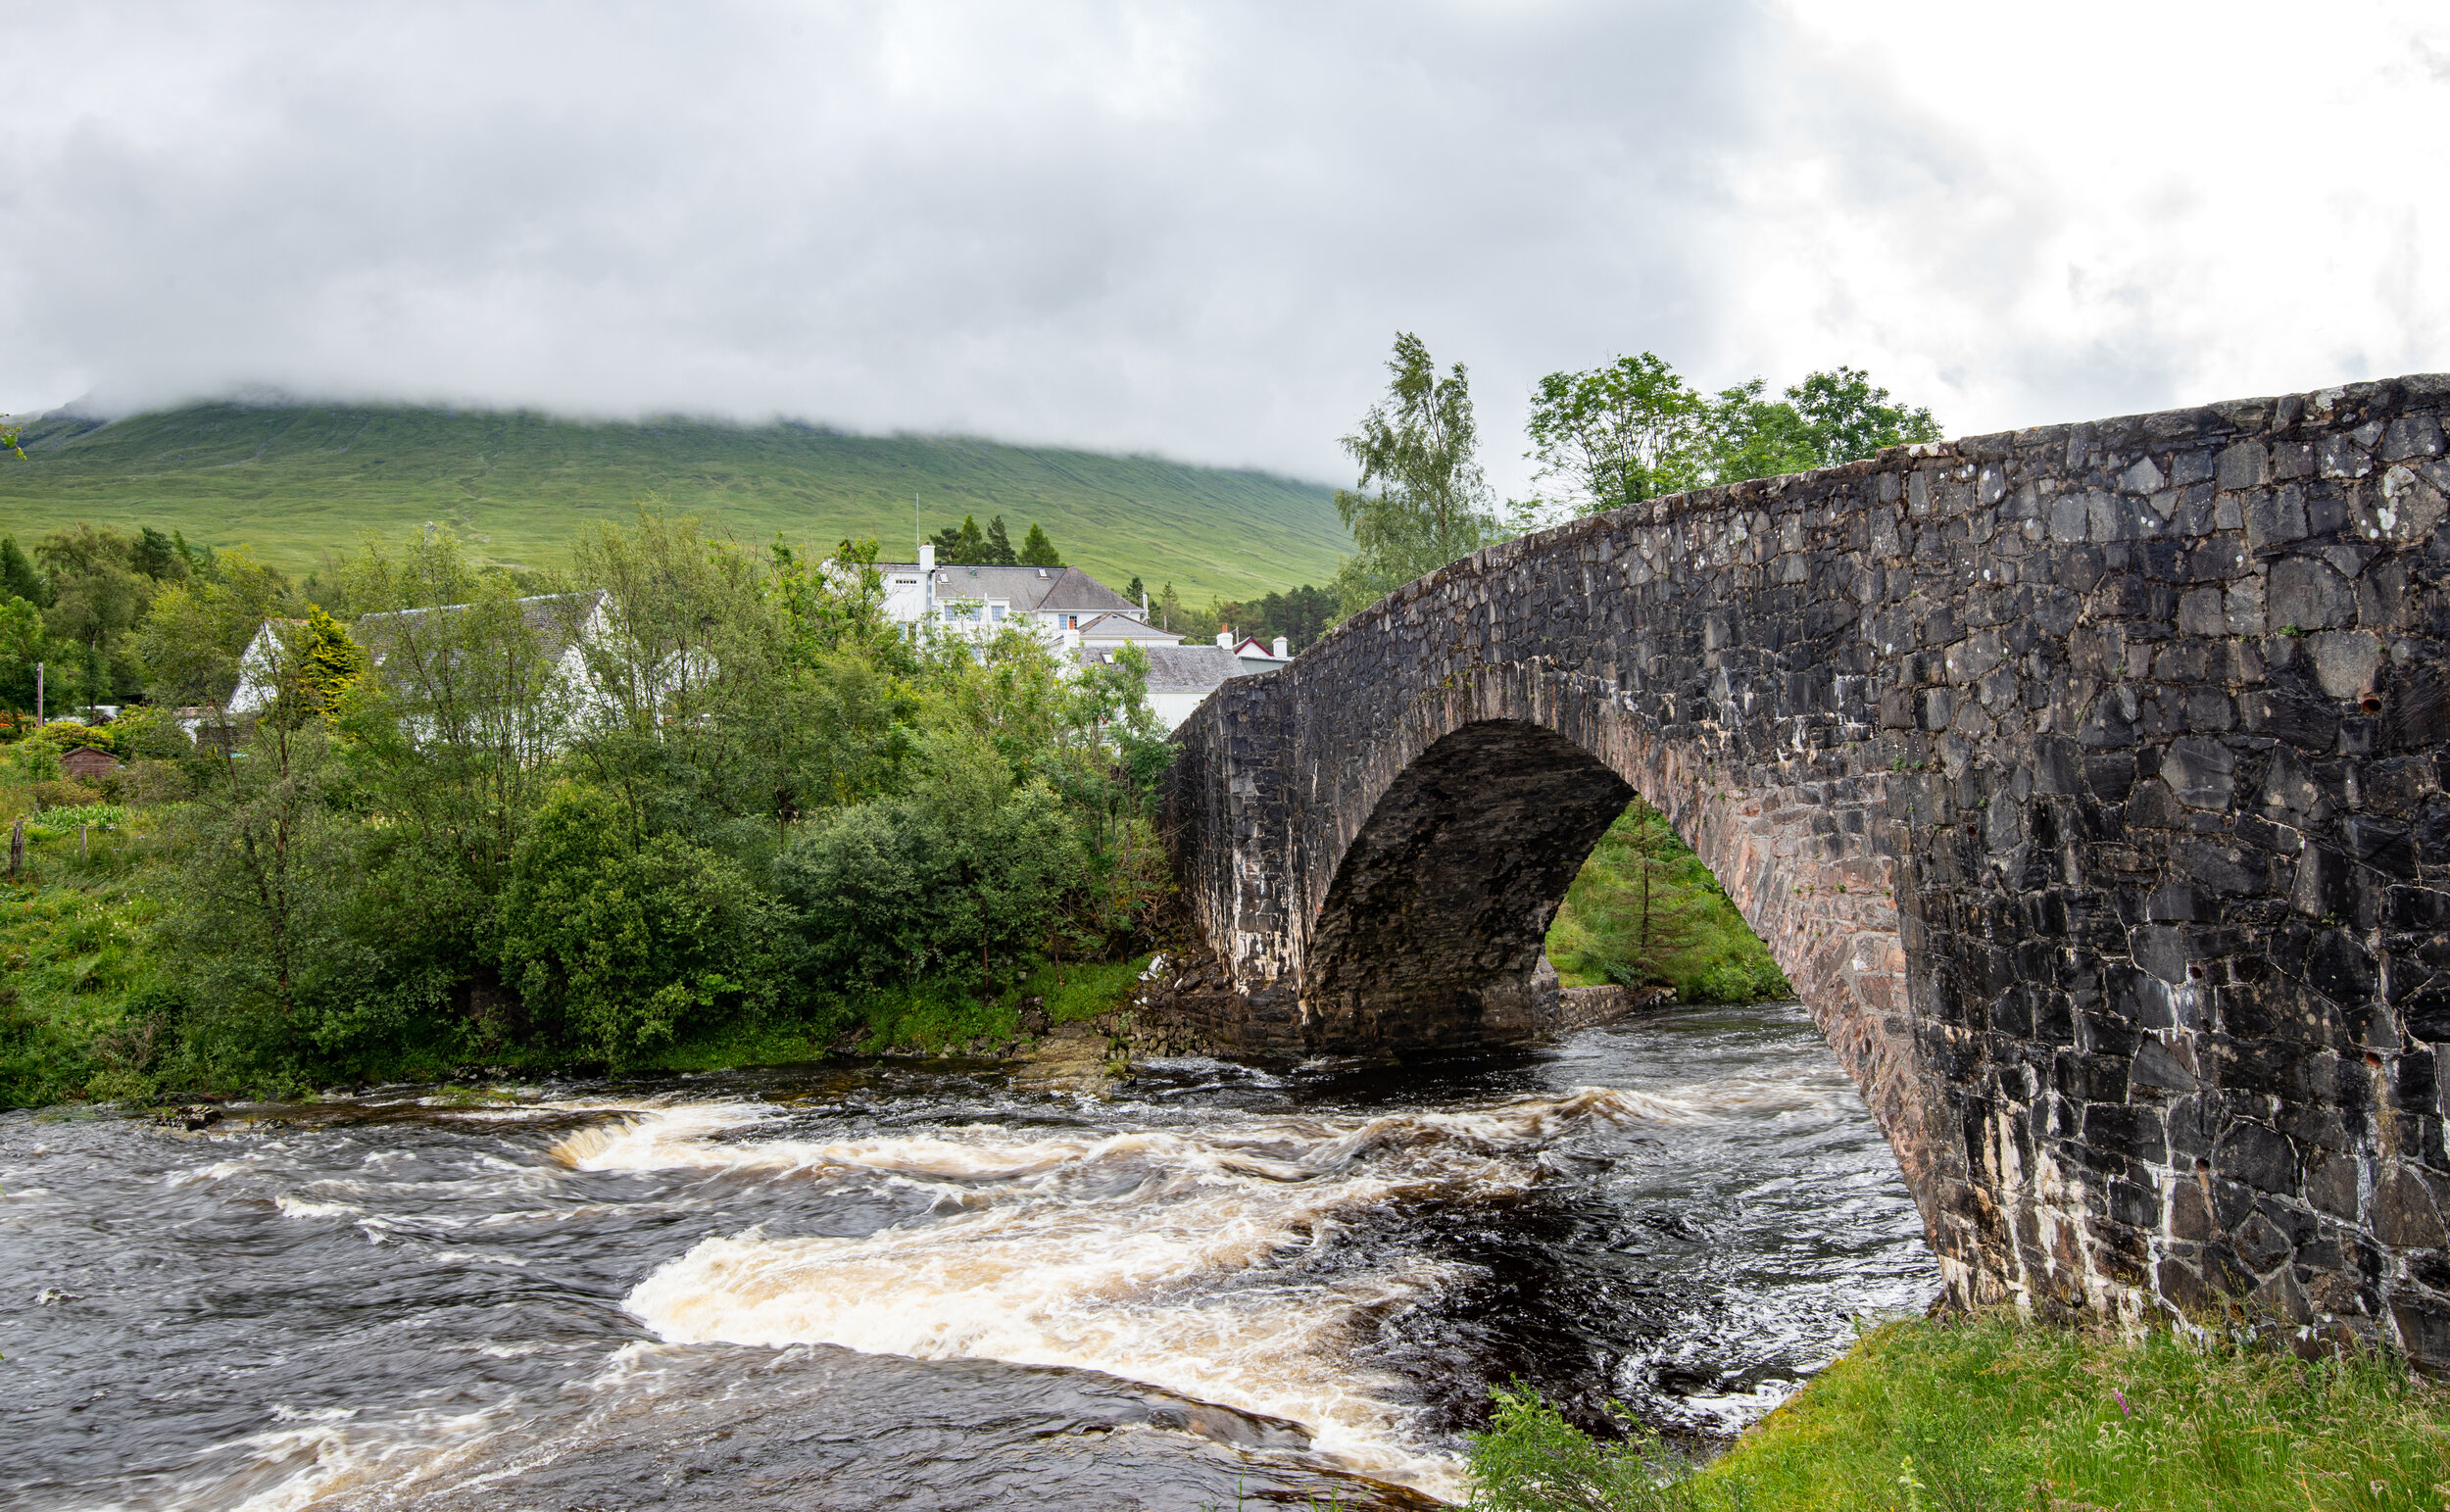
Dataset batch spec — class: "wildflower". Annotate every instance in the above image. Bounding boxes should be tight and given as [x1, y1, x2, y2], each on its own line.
[2112, 1389, 2130, 1418]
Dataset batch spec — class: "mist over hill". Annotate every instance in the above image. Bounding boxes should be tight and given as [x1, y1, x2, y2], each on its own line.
[0, 401, 1349, 603]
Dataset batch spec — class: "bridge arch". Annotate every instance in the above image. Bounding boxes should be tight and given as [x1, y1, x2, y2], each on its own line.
[1159, 376, 2450, 1364]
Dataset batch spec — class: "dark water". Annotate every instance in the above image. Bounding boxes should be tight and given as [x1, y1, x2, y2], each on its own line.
[1, 1003, 1938, 1509]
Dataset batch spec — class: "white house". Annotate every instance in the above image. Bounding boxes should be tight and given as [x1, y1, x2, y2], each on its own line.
[222, 590, 670, 756]
[876, 544, 1157, 649]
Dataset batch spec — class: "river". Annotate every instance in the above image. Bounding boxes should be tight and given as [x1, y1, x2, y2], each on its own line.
[3, 1001, 1938, 1509]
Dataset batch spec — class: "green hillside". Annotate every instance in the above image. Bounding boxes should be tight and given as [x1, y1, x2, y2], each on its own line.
[0, 401, 1348, 602]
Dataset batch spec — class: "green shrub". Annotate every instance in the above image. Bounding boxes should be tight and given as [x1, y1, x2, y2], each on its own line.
[501, 783, 781, 1061]
[772, 730, 1081, 994]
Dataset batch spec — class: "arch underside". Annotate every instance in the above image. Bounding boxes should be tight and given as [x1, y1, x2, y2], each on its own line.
[1300, 721, 1634, 1049]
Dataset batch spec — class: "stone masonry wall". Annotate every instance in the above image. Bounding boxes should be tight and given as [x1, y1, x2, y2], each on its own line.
[1160, 376, 2450, 1363]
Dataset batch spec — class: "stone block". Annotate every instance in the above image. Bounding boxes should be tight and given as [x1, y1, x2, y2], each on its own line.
[2246, 487, 2308, 548]
[2267, 558, 2355, 631]
[2160, 737, 2238, 809]
[2218, 442, 2270, 491]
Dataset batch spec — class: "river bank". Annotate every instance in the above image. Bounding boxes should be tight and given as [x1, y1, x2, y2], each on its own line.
[1471, 1310, 2450, 1511]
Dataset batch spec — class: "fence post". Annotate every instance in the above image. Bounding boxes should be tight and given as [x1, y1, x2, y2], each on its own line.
[9, 817, 22, 878]
[80, 823, 90, 861]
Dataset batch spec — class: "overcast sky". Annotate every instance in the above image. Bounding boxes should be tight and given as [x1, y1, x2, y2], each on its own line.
[5, 0, 2445, 495]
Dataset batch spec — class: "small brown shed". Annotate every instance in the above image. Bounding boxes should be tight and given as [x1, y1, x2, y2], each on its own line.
[59, 746, 121, 783]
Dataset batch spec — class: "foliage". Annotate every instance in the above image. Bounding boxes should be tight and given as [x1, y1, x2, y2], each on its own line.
[1526, 354, 1710, 515]
[772, 729, 1083, 992]
[1546, 798, 1789, 1003]
[1524, 356, 1944, 521]
[1019, 522, 1063, 567]
[1171, 582, 1336, 652]
[1332, 332, 1497, 614]
[0, 859, 172, 1108]
[1468, 1313, 2450, 1512]
[500, 783, 778, 1060]
[0, 501, 1181, 1102]
[1467, 1386, 1694, 1512]
[25, 718, 117, 755]
[1, 402, 1349, 605]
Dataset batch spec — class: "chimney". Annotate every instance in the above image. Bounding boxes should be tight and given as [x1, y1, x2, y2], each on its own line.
[1273, 636, 1289, 659]
[918, 543, 935, 615]
[1216, 630, 1233, 649]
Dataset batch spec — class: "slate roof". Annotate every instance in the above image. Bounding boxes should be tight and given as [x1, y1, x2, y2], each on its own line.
[352, 590, 608, 666]
[1076, 613, 1184, 644]
[1130, 644, 1250, 694]
[879, 564, 1139, 618]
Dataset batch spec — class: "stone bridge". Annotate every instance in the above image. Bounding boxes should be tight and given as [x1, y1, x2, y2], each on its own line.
[1157, 376, 2450, 1364]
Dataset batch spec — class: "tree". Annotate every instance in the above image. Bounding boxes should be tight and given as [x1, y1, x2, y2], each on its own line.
[983, 514, 1020, 566]
[1785, 366, 1943, 467]
[1529, 357, 1947, 497]
[0, 594, 52, 724]
[928, 514, 991, 564]
[139, 547, 295, 728]
[1546, 797, 1791, 1003]
[1122, 574, 1143, 606]
[1703, 378, 1821, 482]
[1248, 584, 1334, 652]
[1155, 582, 1183, 632]
[1331, 332, 1495, 615]
[130, 526, 186, 582]
[1525, 352, 1708, 516]
[772, 729, 1081, 993]
[1019, 523, 1063, 567]
[1, 536, 48, 607]
[500, 782, 774, 1060]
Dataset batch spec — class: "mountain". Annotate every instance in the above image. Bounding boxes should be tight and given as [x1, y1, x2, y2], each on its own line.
[0, 401, 1349, 603]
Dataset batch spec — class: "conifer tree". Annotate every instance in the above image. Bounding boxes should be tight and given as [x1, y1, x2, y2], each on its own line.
[984, 515, 1020, 565]
[1018, 523, 1063, 567]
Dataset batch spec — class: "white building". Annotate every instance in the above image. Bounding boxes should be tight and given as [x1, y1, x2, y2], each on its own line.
[1101, 641, 1289, 732]
[877, 544, 1157, 649]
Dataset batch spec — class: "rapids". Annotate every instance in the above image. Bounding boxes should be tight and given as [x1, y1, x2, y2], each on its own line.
[2, 1002, 1938, 1509]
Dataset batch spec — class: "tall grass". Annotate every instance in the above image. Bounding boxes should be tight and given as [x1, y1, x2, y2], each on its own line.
[1464, 1314, 2450, 1512]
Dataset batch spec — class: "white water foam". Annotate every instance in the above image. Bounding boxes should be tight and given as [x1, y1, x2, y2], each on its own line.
[592, 1086, 1718, 1497]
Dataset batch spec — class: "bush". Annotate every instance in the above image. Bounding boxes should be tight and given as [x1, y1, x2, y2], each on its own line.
[501, 783, 781, 1061]
[772, 731, 1081, 993]
[28, 779, 103, 810]
[28, 719, 116, 755]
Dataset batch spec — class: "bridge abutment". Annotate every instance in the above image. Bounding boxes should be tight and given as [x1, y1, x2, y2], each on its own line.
[1160, 376, 2450, 1363]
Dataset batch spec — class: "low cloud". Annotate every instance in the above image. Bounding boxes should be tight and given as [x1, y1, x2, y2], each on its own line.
[4, 1, 2444, 495]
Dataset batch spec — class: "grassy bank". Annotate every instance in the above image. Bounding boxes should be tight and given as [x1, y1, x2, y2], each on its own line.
[1467, 1313, 2450, 1511]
